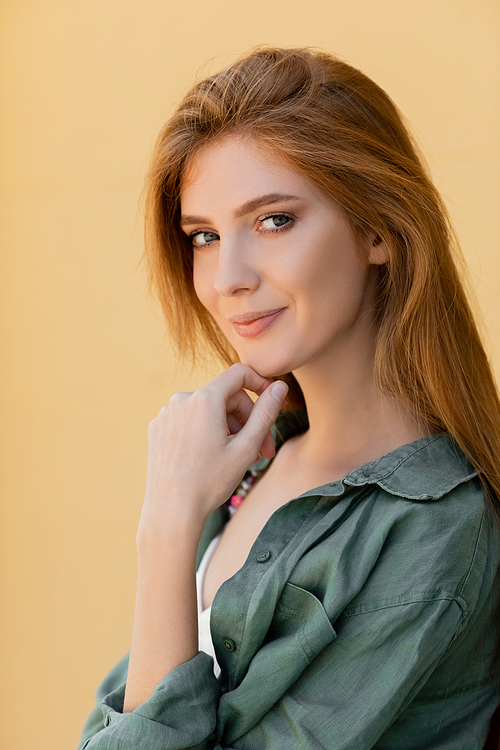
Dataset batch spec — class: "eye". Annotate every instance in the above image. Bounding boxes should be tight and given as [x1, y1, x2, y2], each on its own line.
[259, 214, 294, 232]
[190, 230, 220, 248]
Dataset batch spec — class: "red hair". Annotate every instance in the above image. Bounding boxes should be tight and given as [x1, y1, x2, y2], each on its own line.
[144, 46, 500, 526]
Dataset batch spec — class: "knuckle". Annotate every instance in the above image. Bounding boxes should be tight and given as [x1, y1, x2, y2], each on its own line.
[156, 404, 169, 419]
[192, 387, 210, 402]
[168, 391, 189, 406]
[232, 402, 246, 419]
[258, 404, 275, 425]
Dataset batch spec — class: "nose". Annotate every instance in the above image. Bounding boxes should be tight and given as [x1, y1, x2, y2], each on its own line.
[213, 237, 261, 297]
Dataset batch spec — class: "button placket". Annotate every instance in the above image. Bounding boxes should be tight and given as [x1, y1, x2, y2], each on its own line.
[211, 494, 324, 690]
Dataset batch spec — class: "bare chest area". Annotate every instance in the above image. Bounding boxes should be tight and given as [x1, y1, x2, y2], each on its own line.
[201, 448, 336, 610]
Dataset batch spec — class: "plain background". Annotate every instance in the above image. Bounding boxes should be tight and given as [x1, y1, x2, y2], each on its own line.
[1, 1, 499, 748]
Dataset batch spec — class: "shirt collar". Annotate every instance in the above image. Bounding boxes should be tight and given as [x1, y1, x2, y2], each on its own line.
[271, 408, 477, 502]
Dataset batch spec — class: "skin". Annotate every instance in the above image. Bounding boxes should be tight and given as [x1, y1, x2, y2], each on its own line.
[123, 136, 432, 712]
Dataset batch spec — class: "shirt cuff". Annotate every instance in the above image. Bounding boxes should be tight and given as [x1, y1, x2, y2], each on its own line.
[89, 652, 220, 749]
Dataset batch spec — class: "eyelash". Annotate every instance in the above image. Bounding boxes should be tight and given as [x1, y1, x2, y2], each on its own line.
[189, 213, 295, 249]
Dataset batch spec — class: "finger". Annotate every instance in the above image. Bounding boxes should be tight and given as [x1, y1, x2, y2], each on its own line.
[232, 381, 288, 461]
[226, 388, 256, 428]
[227, 413, 244, 435]
[227, 389, 274, 451]
[258, 430, 276, 459]
[207, 364, 272, 404]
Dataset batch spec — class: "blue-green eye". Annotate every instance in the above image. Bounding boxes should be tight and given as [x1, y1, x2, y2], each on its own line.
[191, 231, 219, 247]
[260, 214, 293, 230]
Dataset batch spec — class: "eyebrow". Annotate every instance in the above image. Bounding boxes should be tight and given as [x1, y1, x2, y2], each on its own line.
[179, 193, 301, 227]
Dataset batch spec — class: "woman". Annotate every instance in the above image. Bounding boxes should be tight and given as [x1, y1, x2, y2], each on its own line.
[80, 48, 500, 749]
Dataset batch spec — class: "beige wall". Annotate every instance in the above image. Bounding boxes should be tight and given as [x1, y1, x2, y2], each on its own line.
[1, 1, 499, 747]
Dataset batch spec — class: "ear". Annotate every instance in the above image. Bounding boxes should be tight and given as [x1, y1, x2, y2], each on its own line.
[367, 234, 389, 265]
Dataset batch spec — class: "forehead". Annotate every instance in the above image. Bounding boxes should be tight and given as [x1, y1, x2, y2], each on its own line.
[180, 136, 322, 211]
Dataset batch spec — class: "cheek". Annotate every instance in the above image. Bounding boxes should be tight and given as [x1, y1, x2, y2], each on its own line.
[291, 238, 369, 318]
[192, 257, 212, 309]
[284, 236, 339, 295]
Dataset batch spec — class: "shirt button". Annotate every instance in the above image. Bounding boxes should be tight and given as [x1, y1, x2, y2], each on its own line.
[223, 638, 236, 652]
[257, 550, 272, 563]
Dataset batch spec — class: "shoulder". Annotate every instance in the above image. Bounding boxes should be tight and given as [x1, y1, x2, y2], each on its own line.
[355, 433, 490, 570]
[339, 479, 492, 619]
[344, 431, 478, 502]
[293, 433, 498, 619]
[331, 432, 486, 541]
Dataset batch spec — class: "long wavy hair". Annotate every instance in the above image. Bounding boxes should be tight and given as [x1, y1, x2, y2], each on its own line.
[144, 47, 500, 513]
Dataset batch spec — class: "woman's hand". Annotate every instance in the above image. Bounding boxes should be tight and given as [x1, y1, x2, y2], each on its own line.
[124, 366, 288, 711]
[140, 364, 288, 536]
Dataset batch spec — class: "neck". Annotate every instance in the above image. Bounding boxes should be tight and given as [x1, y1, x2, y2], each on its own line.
[291, 325, 431, 474]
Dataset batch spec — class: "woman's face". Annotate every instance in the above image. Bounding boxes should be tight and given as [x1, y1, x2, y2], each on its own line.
[180, 136, 385, 378]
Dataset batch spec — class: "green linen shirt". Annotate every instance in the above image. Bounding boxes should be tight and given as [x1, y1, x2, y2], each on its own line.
[80, 413, 500, 749]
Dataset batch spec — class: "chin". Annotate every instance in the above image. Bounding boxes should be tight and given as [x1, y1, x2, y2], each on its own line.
[237, 350, 299, 380]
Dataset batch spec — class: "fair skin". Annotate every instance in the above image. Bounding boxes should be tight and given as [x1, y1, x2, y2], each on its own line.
[124, 136, 431, 711]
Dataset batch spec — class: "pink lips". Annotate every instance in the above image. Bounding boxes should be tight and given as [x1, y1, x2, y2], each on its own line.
[230, 308, 286, 338]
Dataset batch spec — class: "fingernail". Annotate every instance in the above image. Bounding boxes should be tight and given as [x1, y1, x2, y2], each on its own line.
[270, 381, 288, 402]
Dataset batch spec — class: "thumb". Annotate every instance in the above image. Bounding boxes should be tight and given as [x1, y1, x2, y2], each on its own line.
[234, 381, 289, 460]
[269, 380, 289, 403]
[266, 381, 289, 416]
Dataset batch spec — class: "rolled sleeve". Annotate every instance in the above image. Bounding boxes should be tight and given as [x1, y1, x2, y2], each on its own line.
[81, 652, 220, 750]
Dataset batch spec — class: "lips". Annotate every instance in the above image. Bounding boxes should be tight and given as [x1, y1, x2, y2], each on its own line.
[230, 307, 286, 338]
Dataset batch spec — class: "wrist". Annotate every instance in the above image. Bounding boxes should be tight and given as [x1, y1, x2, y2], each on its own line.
[137, 502, 206, 557]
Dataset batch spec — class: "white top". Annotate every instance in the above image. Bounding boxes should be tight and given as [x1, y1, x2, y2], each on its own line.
[196, 531, 224, 677]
